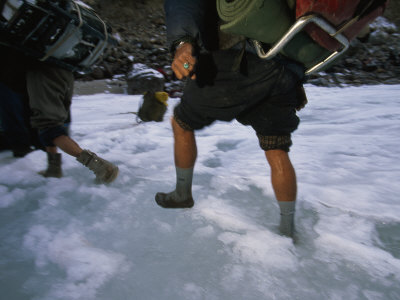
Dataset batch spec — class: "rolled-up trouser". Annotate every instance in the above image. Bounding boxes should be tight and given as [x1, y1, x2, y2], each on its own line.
[27, 65, 74, 147]
[173, 48, 303, 152]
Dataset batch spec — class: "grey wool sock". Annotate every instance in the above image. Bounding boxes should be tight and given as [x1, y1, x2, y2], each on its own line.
[175, 167, 193, 200]
[278, 201, 296, 237]
[154, 167, 194, 208]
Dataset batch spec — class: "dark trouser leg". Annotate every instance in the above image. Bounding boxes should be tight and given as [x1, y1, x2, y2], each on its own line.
[0, 82, 32, 156]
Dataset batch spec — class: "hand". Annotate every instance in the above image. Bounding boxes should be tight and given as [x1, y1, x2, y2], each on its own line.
[171, 42, 196, 80]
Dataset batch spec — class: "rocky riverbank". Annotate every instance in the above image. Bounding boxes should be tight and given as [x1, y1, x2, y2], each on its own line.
[80, 0, 400, 90]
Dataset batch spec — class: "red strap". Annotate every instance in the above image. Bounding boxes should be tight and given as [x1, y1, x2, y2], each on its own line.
[295, 0, 388, 51]
[296, 0, 361, 24]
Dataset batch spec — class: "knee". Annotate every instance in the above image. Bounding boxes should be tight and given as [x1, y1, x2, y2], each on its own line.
[171, 116, 193, 134]
[265, 149, 292, 173]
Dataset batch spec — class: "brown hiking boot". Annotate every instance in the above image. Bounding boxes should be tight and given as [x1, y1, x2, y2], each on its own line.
[76, 149, 119, 184]
[38, 152, 62, 178]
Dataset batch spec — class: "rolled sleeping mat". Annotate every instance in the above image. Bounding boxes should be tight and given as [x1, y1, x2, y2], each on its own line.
[217, 0, 292, 44]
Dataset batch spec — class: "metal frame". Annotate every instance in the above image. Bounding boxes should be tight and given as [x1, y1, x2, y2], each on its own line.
[0, 0, 116, 72]
[252, 14, 350, 75]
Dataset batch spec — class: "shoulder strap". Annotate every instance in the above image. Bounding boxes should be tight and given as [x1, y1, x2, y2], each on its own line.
[354, 0, 388, 19]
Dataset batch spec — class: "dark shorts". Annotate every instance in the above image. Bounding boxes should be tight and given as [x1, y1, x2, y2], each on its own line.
[174, 49, 302, 151]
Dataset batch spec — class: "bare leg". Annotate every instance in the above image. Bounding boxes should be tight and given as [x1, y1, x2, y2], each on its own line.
[46, 135, 118, 183]
[53, 135, 82, 157]
[172, 117, 197, 168]
[45, 146, 58, 154]
[265, 149, 297, 237]
[265, 150, 297, 202]
[155, 117, 197, 208]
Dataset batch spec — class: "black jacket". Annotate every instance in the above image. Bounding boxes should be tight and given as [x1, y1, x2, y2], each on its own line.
[164, 0, 219, 52]
[0, 45, 28, 94]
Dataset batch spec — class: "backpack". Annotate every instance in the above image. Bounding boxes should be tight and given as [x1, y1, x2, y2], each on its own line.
[296, 0, 389, 51]
[0, 0, 116, 72]
[217, 0, 389, 74]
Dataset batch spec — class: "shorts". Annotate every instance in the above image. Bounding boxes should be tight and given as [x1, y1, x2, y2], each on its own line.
[27, 64, 74, 146]
[174, 49, 302, 151]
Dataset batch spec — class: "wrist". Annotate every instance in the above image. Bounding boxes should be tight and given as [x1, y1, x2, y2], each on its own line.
[171, 36, 196, 53]
[176, 41, 188, 50]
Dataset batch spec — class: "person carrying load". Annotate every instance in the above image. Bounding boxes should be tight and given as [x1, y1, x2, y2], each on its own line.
[0, 0, 119, 183]
[155, 0, 388, 237]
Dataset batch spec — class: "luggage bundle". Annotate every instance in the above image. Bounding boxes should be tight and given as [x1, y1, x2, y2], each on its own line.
[0, 0, 117, 72]
[217, 0, 389, 74]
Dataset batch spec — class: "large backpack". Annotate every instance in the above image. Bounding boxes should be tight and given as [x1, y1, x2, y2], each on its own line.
[296, 0, 389, 51]
[217, 0, 389, 74]
[0, 0, 117, 72]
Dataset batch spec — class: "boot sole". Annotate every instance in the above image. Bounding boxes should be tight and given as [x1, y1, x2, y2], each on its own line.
[38, 171, 63, 178]
[155, 193, 194, 208]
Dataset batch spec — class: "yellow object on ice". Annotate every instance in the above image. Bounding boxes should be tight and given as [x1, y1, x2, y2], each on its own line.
[154, 91, 169, 106]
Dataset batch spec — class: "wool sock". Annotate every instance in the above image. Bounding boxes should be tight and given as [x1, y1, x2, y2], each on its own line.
[174, 167, 193, 200]
[278, 201, 296, 237]
[155, 167, 194, 208]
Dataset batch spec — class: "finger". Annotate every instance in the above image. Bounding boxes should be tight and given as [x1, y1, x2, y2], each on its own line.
[171, 63, 184, 80]
[172, 59, 189, 79]
[179, 54, 196, 66]
[174, 45, 197, 77]
[176, 54, 196, 71]
[181, 60, 195, 76]
[172, 57, 196, 79]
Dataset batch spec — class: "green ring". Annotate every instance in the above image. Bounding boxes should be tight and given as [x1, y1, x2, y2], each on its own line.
[183, 62, 190, 69]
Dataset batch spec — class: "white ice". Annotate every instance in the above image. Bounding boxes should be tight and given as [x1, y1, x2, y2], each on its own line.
[1, 84, 400, 300]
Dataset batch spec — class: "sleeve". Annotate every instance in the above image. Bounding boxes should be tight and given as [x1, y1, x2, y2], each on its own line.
[164, 0, 207, 52]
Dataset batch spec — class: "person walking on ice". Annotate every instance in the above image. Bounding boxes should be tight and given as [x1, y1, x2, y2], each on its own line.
[155, 0, 309, 237]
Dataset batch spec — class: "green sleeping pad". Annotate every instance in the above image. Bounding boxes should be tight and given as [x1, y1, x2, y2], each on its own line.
[216, 0, 331, 70]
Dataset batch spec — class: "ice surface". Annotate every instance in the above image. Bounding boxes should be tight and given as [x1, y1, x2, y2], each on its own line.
[1, 85, 400, 300]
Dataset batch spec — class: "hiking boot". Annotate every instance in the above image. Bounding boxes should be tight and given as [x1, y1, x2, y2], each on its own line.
[38, 152, 62, 178]
[155, 191, 194, 208]
[77, 149, 119, 184]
